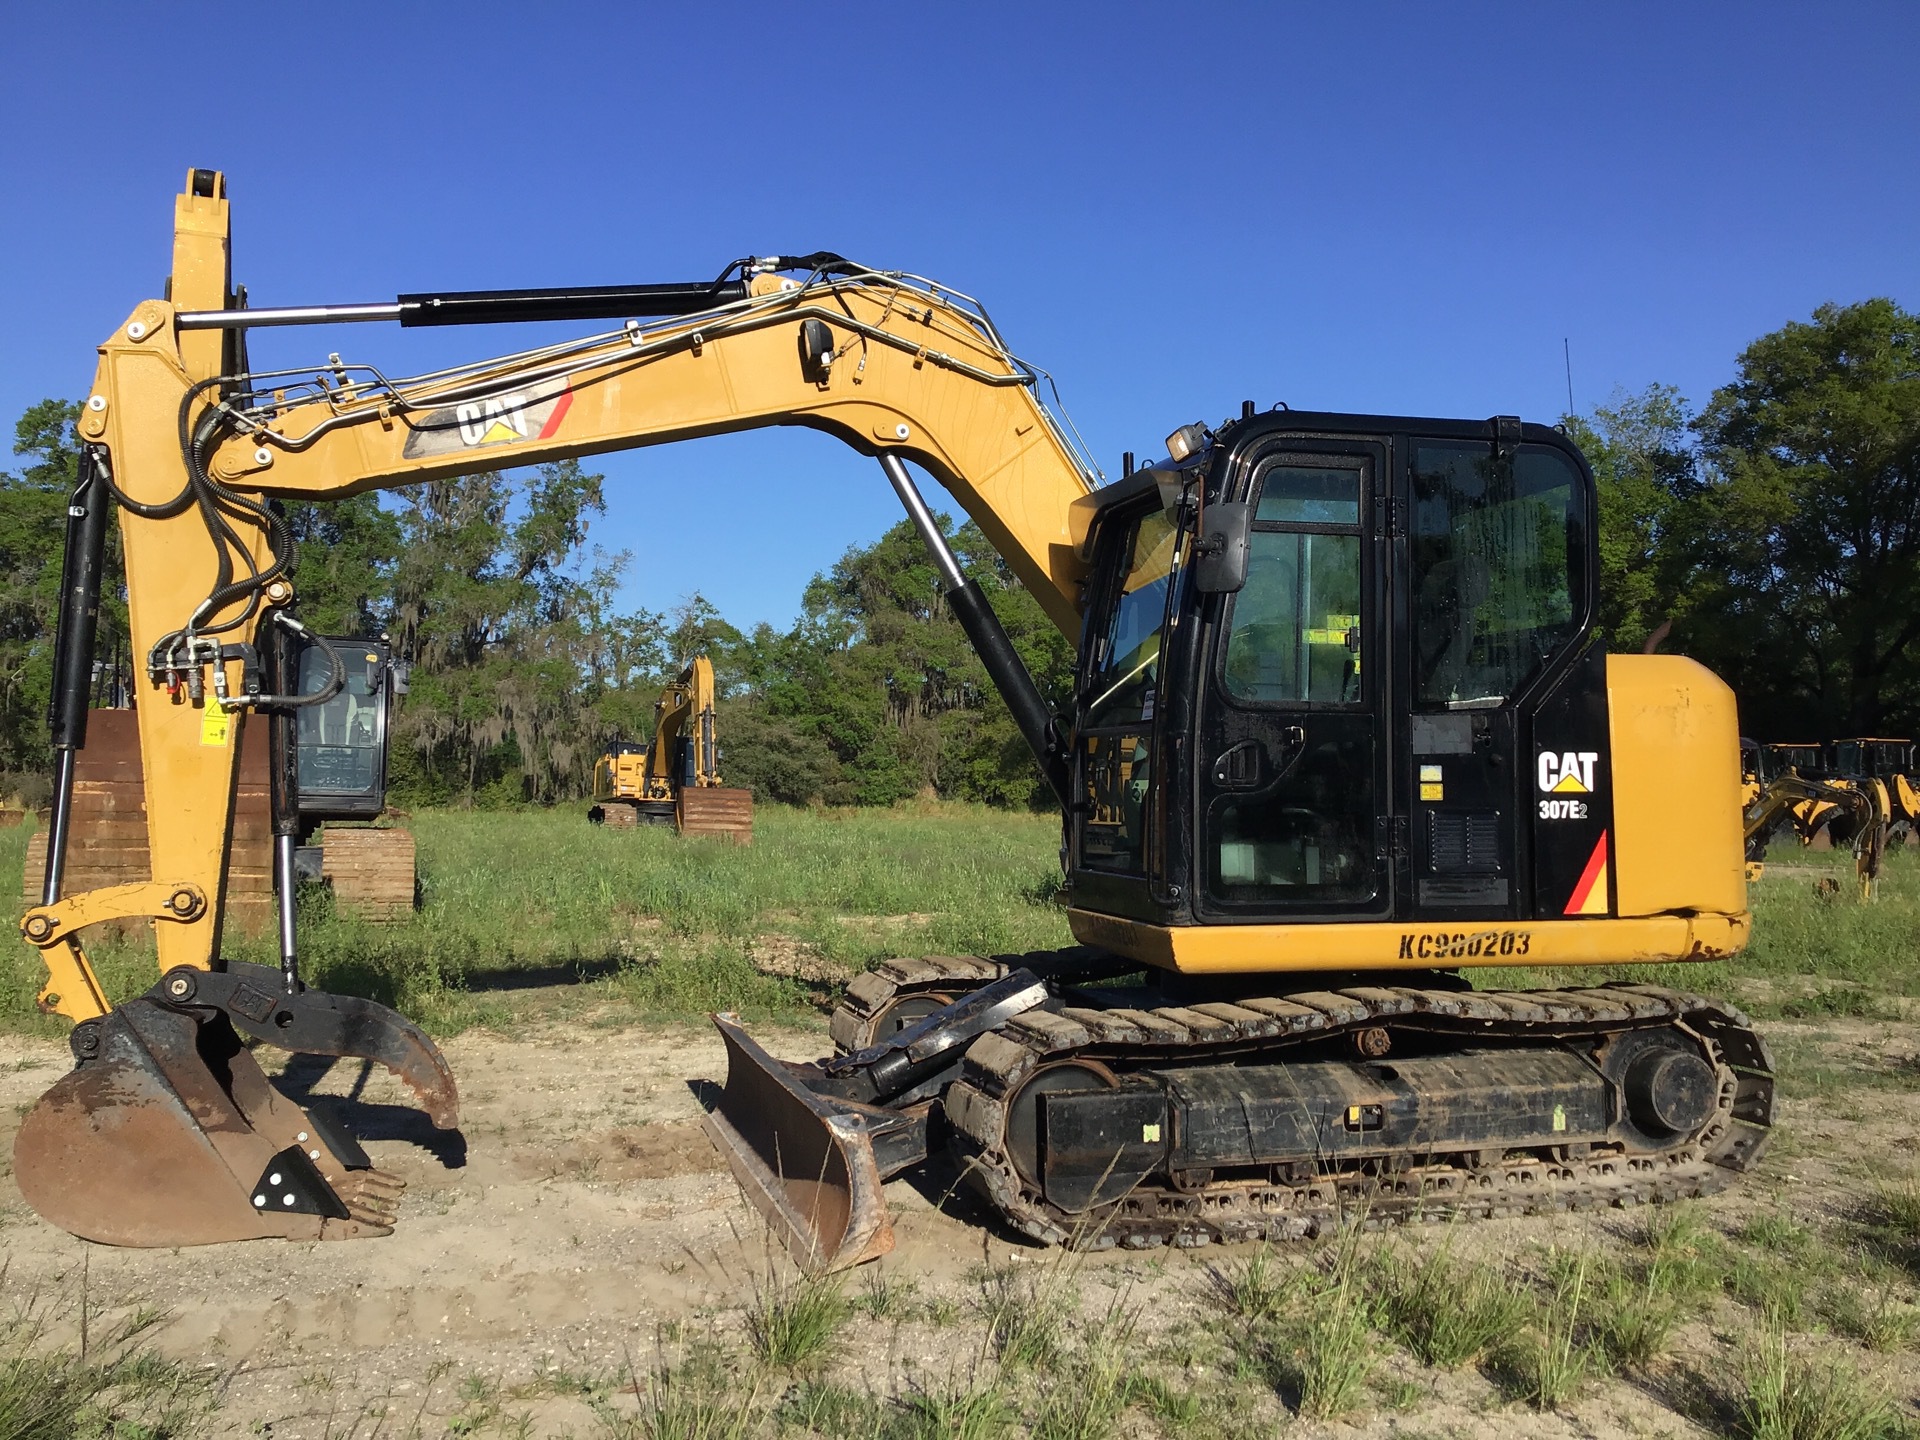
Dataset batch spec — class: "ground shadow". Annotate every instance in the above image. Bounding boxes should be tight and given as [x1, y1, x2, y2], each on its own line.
[276, 1052, 468, 1169]
[455, 955, 628, 993]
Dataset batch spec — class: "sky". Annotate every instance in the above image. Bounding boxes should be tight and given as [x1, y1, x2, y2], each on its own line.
[2, 2, 1914, 633]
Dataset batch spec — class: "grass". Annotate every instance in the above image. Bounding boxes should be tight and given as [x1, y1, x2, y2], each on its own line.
[8, 799, 1920, 1438]
[1497, 1250, 1598, 1410]
[602, 1339, 761, 1440]
[743, 1269, 848, 1371]
[1369, 1235, 1528, 1369]
[0, 1278, 210, 1440]
[974, 1262, 1068, 1371]
[1736, 1326, 1904, 1440]
[1242, 1223, 1381, 1421]
[0, 801, 1071, 1037]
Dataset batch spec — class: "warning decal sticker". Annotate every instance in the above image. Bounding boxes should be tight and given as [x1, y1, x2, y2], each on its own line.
[402, 376, 574, 459]
[1563, 831, 1611, 916]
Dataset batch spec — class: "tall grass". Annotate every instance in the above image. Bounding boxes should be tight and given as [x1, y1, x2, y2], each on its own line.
[1736, 1326, 1901, 1440]
[0, 803, 1071, 1035]
[0, 1279, 209, 1439]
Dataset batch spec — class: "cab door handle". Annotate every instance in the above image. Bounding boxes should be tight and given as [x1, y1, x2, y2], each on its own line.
[1212, 741, 1262, 790]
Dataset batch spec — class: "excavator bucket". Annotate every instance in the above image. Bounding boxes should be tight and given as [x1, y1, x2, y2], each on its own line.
[13, 961, 458, 1247]
[701, 1013, 894, 1273]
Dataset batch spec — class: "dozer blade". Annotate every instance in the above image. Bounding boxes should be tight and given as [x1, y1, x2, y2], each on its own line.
[702, 1013, 894, 1274]
[14, 963, 458, 1248]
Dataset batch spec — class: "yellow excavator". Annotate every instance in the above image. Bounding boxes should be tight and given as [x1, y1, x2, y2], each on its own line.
[1739, 740, 1886, 895]
[589, 655, 748, 838]
[17, 171, 1767, 1267]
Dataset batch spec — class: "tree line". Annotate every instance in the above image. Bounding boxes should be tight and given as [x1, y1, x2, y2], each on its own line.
[0, 296, 1913, 807]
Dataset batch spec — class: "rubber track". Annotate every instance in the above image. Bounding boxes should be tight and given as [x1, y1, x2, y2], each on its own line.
[829, 955, 1009, 1054]
[852, 962, 1774, 1252]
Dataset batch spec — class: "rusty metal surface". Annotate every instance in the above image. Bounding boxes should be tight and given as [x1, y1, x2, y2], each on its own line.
[701, 1013, 892, 1274]
[14, 964, 459, 1248]
[12, 1000, 399, 1245]
[165, 963, 458, 1129]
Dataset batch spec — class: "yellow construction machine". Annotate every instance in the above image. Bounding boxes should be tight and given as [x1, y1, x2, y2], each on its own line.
[1829, 738, 1920, 845]
[589, 656, 750, 839]
[18, 170, 1770, 1264]
[1740, 743, 1886, 895]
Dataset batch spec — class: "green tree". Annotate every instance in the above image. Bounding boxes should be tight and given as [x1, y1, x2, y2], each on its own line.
[284, 494, 402, 636]
[1562, 384, 1698, 653]
[388, 459, 629, 804]
[725, 514, 1071, 808]
[1687, 298, 1920, 737]
[0, 401, 129, 777]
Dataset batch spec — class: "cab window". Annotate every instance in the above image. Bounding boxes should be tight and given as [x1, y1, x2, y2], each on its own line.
[1084, 502, 1179, 728]
[1078, 499, 1181, 875]
[1223, 462, 1364, 707]
[1410, 441, 1584, 709]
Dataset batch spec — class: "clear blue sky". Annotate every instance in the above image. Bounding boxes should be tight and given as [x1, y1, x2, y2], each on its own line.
[4, 3, 1913, 632]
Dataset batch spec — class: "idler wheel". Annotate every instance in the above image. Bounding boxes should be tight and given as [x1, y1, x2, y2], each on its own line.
[871, 992, 956, 1042]
[1004, 1060, 1117, 1188]
[1623, 1046, 1718, 1137]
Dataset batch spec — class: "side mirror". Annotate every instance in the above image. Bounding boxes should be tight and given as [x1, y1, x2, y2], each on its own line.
[1192, 501, 1251, 594]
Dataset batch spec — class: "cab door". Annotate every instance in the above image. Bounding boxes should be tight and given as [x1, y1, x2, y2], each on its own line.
[1193, 443, 1393, 922]
[1069, 490, 1184, 921]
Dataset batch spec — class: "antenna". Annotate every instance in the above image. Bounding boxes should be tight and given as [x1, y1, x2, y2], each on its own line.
[1563, 338, 1575, 416]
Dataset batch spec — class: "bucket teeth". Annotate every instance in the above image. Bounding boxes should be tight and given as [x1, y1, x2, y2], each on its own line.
[333, 1169, 406, 1228]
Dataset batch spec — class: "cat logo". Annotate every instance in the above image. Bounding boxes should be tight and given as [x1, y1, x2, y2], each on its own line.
[1537, 750, 1600, 794]
[401, 376, 573, 459]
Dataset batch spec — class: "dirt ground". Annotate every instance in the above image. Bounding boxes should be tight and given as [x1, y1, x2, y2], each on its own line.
[3, 1011, 1919, 1438]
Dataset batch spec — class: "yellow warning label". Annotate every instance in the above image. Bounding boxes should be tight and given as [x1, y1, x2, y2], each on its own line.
[199, 704, 230, 747]
[1420, 782, 1444, 801]
[1419, 764, 1443, 783]
[1325, 614, 1359, 629]
[1552, 1104, 1567, 1133]
[1303, 628, 1347, 645]
[1142, 1123, 1161, 1143]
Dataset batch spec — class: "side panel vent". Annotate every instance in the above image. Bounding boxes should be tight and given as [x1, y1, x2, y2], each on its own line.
[1429, 811, 1502, 874]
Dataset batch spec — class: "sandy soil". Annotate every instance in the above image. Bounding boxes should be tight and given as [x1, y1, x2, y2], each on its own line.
[1, 1011, 1917, 1438]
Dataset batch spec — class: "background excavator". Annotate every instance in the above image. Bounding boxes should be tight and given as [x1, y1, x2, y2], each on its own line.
[18, 171, 1767, 1269]
[589, 655, 753, 841]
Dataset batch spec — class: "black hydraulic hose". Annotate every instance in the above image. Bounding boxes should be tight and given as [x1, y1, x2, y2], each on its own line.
[42, 448, 112, 906]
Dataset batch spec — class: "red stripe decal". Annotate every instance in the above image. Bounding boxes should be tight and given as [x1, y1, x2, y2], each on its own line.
[537, 387, 573, 439]
[1563, 830, 1609, 915]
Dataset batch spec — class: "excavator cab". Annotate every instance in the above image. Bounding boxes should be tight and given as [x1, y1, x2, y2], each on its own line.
[1067, 419, 1599, 932]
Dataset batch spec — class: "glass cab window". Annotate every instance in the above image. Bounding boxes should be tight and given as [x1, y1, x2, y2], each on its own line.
[1410, 441, 1584, 709]
[1079, 499, 1181, 874]
[297, 646, 384, 798]
[1224, 464, 1364, 707]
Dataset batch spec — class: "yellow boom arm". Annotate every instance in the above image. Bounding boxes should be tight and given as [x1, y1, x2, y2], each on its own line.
[646, 656, 721, 794]
[28, 172, 1098, 1016]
